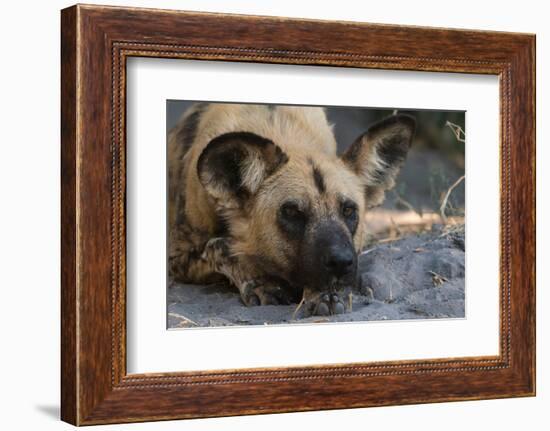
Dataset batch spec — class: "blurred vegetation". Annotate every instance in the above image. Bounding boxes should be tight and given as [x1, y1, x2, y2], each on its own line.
[327, 107, 465, 219]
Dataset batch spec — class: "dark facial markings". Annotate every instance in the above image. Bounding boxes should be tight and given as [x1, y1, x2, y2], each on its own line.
[340, 198, 359, 236]
[307, 158, 326, 194]
[277, 201, 308, 241]
[312, 165, 326, 194]
[297, 219, 358, 292]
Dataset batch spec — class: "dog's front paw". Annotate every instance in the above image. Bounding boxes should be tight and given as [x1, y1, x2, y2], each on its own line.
[313, 293, 346, 316]
[240, 280, 296, 306]
[201, 237, 231, 269]
[301, 289, 350, 317]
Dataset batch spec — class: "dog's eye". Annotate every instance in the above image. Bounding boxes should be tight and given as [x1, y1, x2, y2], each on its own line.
[281, 203, 302, 219]
[278, 202, 307, 239]
[342, 203, 357, 218]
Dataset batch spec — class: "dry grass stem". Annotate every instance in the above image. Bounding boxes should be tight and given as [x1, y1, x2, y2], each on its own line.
[292, 296, 306, 320]
[394, 193, 422, 216]
[439, 175, 465, 223]
[168, 312, 198, 327]
[439, 223, 465, 238]
[428, 271, 448, 287]
[446, 120, 466, 143]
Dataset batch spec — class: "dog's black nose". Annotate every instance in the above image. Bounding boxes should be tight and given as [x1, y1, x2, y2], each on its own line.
[323, 246, 354, 277]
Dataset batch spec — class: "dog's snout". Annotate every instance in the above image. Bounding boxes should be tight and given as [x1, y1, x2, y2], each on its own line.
[299, 219, 358, 289]
[323, 246, 354, 277]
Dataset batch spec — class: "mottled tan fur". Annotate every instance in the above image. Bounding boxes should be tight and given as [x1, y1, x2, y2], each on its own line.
[168, 103, 414, 314]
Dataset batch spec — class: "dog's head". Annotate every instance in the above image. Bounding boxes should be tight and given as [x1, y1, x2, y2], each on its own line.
[197, 114, 415, 306]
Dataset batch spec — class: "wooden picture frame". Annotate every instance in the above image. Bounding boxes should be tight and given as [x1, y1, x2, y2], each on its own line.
[61, 4, 535, 425]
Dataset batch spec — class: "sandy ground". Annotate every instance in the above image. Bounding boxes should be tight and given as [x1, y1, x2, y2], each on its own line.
[167, 226, 465, 328]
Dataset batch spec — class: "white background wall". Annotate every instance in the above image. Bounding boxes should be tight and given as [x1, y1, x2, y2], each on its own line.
[0, 0, 546, 429]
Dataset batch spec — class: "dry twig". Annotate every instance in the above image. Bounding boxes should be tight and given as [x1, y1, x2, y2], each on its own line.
[439, 175, 465, 223]
[168, 312, 198, 327]
[446, 120, 466, 143]
[394, 193, 422, 217]
[428, 271, 448, 287]
[292, 296, 306, 320]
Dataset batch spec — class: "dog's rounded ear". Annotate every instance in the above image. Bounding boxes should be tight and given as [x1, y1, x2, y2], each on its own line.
[341, 114, 416, 207]
[197, 132, 289, 205]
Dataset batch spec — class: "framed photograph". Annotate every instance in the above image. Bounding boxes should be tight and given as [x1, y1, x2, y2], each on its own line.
[61, 4, 536, 425]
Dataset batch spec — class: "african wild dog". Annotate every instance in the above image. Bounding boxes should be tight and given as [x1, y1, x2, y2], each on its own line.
[168, 103, 415, 316]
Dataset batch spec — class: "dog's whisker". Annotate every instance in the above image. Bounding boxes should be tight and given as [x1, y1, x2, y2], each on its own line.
[229, 251, 246, 258]
[360, 247, 375, 256]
